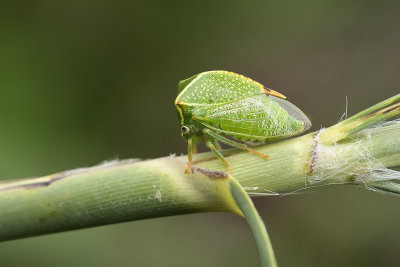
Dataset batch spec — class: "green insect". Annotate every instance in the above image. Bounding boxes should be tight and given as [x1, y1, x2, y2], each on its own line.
[175, 71, 311, 174]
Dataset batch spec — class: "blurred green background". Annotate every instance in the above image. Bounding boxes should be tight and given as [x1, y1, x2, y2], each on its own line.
[0, 1, 399, 266]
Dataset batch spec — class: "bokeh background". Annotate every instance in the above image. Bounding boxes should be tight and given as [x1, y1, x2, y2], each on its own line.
[1, 1, 399, 266]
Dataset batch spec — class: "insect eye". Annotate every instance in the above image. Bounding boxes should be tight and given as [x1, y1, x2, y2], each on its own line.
[181, 126, 190, 134]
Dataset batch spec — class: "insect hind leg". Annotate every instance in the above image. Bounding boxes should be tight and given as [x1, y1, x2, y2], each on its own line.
[203, 129, 269, 160]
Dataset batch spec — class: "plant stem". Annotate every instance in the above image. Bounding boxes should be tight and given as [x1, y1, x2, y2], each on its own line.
[0, 95, 399, 242]
[229, 176, 277, 267]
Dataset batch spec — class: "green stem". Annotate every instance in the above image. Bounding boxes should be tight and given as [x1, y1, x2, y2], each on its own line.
[318, 94, 400, 144]
[343, 94, 400, 122]
[228, 176, 277, 267]
[368, 181, 400, 195]
[0, 95, 399, 243]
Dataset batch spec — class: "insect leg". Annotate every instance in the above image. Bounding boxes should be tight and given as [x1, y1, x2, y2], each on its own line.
[204, 129, 269, 160]
[184, 138, 193, 174]
[192, 141, 198, 154]
[206, 138, 231, 173]
[213, 140, 222, 151]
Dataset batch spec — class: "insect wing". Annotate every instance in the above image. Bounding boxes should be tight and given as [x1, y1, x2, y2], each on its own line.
[193, 95, 308, 139]
[269, 96, 312, 131]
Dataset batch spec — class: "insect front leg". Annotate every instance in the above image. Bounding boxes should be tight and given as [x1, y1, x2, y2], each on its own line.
[184, 138, 194, 174]
[203, 129, 269, 160]
[192, 141, 198, 154]
[205, 138, 231, 173]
